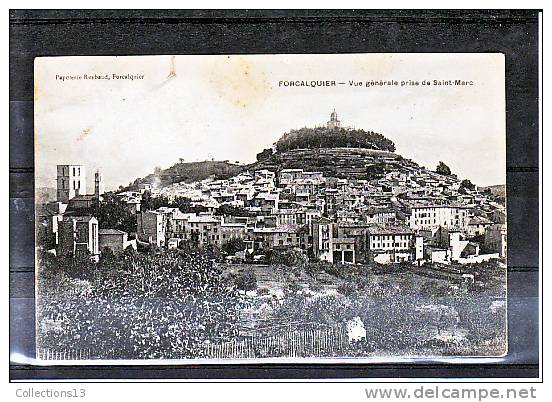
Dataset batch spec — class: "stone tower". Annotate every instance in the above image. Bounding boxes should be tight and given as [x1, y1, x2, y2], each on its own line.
[94, 170, 104, 199]
[327, 109, 341, 129]
[57, 164, 86, 202]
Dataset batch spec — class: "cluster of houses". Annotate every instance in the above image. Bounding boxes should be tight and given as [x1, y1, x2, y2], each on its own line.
[124, 167, 505, 265]
[124, 160, 505, 266]
[37, 165, 137, 261]
[38, 124, 506, 267]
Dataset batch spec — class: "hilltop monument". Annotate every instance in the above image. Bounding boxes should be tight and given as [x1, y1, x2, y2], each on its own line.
[327, 109, 342, 130]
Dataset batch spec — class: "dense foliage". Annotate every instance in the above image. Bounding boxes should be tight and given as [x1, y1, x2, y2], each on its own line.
[88, 194, 137, 234]
[141, 192, 207, 214]
[435, 161, 452, 176]
[222, 238, 247, 255]
[459, 179, 476, 193]
[36, 249, 506, 359]
[254, 259, 506, 356]
[274, 127, 396, 153]
[132, 161, 244, 189]
[256, 148, 273, 162]
[267, 248, 309, 269]
[37, 250, 243, 359]
[232, 268, 257, 292]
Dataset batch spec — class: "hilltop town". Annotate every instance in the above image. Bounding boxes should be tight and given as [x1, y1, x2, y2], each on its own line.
[36, 111, 507, 360]
[37, 110, 506, 268]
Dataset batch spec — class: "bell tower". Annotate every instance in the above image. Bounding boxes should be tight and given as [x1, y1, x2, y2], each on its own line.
[57, 164, 85, 202]
[94, 170, 104, 200]
[327, 108, 341, 129]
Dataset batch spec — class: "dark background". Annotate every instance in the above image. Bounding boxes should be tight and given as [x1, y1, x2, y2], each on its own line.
[9, 9, 540, 380]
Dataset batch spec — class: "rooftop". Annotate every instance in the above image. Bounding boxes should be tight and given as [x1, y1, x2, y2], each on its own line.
[367, 225, 414, 235]
[70, 194, 97, 201]
[62, 215, 97, 222]
[99, 229, 127, 235]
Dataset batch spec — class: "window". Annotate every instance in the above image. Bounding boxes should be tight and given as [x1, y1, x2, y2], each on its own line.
[91, 223, 97, 252]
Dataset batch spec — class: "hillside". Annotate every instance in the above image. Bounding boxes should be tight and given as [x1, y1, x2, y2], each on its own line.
[275, 126, 395, 153]
[478, 184, 506, 197]
[249, 147, 419, 181]
[130, 147, 417, 190]
[129, 123, 414, 188]
[131, 161, 244, 189]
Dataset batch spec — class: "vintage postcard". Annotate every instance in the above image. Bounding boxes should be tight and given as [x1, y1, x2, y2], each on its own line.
[34, 54, 507, 362]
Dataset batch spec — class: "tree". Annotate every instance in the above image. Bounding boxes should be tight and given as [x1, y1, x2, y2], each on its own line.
[337, 282, 357, 296]
[222, 238, 246, 255]
[171, 196, 207, 214]
[90, 194, 137, 234]
[269, 248, 308, 270]
[37, 250, 244, 359]
[141, 192, 207, 214]
[179, 231, 200, 251]
[256, 148, 273, 162]
[460, 179, 476, 191]
[234, 268, 257, 292]
[365, 163, 386, 180]
[274, 127, 396, 153]
[435, 161, 452, 176]
[141, 191, 170, 211]
[215, 204, 253, 217]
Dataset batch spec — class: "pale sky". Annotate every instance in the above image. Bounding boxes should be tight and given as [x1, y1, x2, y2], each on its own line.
[35, 54, 505, 192]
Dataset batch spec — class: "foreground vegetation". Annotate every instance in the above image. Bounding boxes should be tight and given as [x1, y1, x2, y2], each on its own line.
[37, 248, 507, 359]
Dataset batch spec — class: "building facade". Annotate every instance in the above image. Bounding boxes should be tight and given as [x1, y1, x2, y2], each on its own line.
[409, 205, 469, 232]
[137, 210, 167, 247]
[57, 216, 99, 259]
[312, 217, 334, 262]
[57, 164, 86, 202]
[99, 229, 136, 253]
[485, 223, 507, 257]
[366, 225, 415, 264]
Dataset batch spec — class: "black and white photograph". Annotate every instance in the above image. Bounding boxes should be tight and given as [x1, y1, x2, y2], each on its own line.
[33, 53, 508, 362]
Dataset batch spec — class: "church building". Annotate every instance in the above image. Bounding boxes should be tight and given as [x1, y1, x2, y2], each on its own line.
[327, 109, 342, 129]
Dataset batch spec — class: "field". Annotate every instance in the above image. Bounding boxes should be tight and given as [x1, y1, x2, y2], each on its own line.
[222, 261, 507, 358]
[36, 249, 507, 360]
